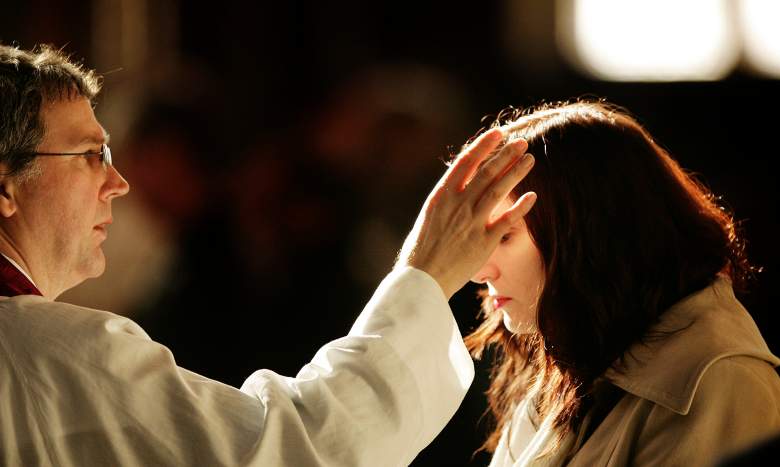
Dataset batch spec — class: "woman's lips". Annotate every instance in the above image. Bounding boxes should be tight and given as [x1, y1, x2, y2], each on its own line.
[492, 296, 512, 309]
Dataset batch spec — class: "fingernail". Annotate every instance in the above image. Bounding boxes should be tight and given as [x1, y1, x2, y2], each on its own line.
[522, 153, 535, 166]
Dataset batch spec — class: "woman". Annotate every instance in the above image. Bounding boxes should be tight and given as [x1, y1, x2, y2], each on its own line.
[464, 100, 780, 466]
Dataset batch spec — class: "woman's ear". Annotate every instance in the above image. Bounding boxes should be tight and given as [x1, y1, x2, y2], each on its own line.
[0, 168, 19, 218]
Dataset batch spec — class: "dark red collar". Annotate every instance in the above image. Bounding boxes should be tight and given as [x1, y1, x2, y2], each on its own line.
[0, 254, 42, 297]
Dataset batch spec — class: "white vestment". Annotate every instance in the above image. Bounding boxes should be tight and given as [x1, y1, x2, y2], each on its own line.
[0, 267, 474, 466]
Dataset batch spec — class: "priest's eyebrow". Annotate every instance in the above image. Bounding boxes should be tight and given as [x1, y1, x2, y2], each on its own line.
[75, 130, 111, 147]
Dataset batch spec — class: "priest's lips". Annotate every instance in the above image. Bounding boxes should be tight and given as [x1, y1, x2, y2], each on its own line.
[492, 296, 512, 309]
[94, 219, 112, 239]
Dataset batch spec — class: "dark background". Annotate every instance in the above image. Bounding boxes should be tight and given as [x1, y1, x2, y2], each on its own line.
[2, 1, 778, 465]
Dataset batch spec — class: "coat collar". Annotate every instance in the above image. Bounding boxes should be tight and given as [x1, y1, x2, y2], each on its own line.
[604, 276, 779, 415]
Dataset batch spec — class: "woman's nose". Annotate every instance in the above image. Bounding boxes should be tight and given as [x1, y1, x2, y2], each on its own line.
[471, 261, 499, 284]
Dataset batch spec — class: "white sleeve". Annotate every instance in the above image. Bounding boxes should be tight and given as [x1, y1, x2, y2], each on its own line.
[1, 266, 473, 467]
[240, 266, 475, 466]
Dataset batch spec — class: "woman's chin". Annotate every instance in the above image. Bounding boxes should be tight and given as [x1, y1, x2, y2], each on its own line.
[502, 310, 535, 335]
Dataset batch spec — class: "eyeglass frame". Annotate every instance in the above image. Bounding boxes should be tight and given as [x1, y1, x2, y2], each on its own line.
[32, 143, 113, 167]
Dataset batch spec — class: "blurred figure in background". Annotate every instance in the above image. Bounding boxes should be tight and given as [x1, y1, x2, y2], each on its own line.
[309, 63, 472, 290]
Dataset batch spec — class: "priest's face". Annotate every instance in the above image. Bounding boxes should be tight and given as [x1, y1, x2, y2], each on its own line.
[9, 97, 130, 296]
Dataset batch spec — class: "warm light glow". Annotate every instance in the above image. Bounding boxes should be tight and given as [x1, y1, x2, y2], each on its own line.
[559, 0, 739, 81]
[738, 0, 780, 77]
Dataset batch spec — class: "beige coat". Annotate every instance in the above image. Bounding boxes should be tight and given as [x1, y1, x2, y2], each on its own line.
[490, 277, 780, 466]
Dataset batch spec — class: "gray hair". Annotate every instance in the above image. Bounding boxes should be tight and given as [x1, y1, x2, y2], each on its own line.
[0, 43, 101, 179]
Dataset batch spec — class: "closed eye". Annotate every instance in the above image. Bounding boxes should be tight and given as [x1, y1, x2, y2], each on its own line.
[80, 151, 103, 161]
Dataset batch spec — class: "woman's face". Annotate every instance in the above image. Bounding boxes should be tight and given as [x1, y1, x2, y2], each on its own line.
[471, 197, 545, 334]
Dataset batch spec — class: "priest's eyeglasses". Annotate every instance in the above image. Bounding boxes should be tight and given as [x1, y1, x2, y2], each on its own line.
[33, 144, 113, 167]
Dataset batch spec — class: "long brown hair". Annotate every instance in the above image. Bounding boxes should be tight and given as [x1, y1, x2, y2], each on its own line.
[464, 100, 758, 454]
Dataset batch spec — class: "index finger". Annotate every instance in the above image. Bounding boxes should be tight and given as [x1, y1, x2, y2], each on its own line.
[443, 128, 504, 191]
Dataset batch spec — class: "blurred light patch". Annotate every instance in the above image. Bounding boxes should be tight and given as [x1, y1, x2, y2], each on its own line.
[557, 0, 739, 81]
[739, 0, 780, 78]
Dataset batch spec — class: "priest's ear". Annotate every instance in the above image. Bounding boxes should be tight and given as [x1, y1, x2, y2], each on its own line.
[0, 163, 20, 218]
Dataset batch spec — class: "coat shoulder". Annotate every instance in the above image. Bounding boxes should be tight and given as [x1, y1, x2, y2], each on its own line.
[632, 355, 780, 466]
[693, 355, 780, 416]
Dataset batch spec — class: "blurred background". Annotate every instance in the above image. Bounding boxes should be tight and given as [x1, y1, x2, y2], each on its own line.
[2, 0, 778, 464]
